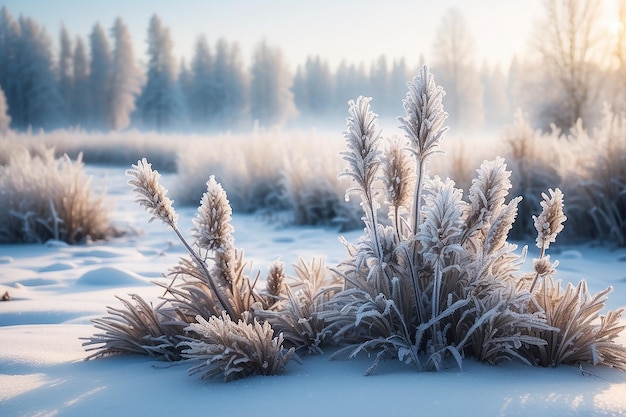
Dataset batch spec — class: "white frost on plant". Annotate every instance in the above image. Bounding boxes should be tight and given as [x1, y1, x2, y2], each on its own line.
[398, 65, 448, 161]
[126, 158, 177, 228]
[533, 188, 566, 250]
[191, 175, 234, 252]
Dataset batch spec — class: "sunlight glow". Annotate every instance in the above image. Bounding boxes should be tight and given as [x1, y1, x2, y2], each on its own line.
[606, 17, 623, 35]
[594, 383, 626, 414]
[0, 373, 52, 401]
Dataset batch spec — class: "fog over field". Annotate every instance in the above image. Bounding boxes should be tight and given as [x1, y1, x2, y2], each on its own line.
[1, 1, 626, 416]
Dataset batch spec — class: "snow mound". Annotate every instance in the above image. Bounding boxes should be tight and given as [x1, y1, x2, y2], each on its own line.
[39, 262, 77, 272]
[76, 267, 150, 287]
[44, 240, 70, 247]
[0, 256, 14, 264]
[560, 250, 583, 260]
[74, 248, 137, 259]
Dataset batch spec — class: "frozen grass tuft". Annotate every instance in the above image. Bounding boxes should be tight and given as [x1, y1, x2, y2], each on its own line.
[183, 312, 295, 381]
[174, 128, 361, 229]
[0, 145, 114, 243]
[2, 129, 180, 172]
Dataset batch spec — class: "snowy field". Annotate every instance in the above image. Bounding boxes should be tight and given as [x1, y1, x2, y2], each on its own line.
[1, 165, 626, 417]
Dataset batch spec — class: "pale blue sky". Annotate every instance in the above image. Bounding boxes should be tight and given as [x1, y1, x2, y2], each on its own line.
[1, 0, 619, 71]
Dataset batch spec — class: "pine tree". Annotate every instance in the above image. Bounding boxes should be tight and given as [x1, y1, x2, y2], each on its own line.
[72, 36, 90, 126]
[58, 25, 73, 124]
[13, 16, 64, 129]
[188, 34, 216, 128]
[0, 7, 19, 127]
[249, 39, 295, 126]
[108, 17, 141, 130]
[369, 55, 390, 112]
[89, 23, 112, 129]
[0, 85, 11, 132]
[299, 55, 334, 117]
[136, 14, 181, 131]
[213, 38, 247, 127]
[334, 60, 368, 113]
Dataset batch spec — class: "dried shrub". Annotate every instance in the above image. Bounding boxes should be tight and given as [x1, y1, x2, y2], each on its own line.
[183, 312, 295, 381]
[0, 146, 113, 243]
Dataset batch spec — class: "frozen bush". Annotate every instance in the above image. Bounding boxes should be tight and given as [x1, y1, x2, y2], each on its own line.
[561, 108, 626, 246]
[502, 111, 561, 239]
[523, 188, 626, 370]
[0, 146, 113, 243]
[325, 65, 625, 374]
[183, 312, 295, 382]
[7, 129, 180, 172]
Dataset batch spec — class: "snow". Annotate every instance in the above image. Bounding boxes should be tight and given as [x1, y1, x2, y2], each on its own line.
[1, 165, 626, 417]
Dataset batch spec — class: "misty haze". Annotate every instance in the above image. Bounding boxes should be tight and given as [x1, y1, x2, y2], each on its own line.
[1, 1, 626, 416]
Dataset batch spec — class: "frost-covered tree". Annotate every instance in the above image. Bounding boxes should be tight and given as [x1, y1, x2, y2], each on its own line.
[388, 58, 410, 115]
[506, 56, 523, 115]
[188, 35, 216, 127]
[526, 0, 605, 130]
[58, 24, 73, 123]
[177, 58, 192, 127]
[12, 16, 64, 129]
[0, 7, 19, 125]
[0, 85, 11, 132]
[333, 60, 368, 113]
[89, 23, 112, 129]
[481, 62, 510, 128]
[369, 55, 390, 112]
[293, 55, 334, 117]
[432, 8, 483, 130]
[249, 40, 295, 126]
[611, 0, 626, 114]
[72, 36, 90, 126]
[136, 14, 182, 131]
[108, 17, 141, 130]
[212, 38, 248, 127]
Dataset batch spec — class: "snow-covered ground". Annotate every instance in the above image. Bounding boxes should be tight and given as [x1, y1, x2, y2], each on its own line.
[1, 165, 626, 417]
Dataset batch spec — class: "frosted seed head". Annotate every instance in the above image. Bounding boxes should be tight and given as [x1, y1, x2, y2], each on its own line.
[126, 158, 178, 228]
[533, 188, 567, 250]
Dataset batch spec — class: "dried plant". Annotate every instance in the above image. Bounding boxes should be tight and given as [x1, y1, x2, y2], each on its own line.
[263, 259, 287, 308]
[0, 146, 112, 243]
[326, 66, 591, 375]
[524, 188, 626, 370]
[183, 312, 295, 381]
[86, 65, 626, 381]
[85, 161, 278, 376]
[82, 294, 185, 361]
[256, 258, 341, 354]
[127, 161, 259, 320]
[562, 107, 626, 246]
[327, 66, 479, 373]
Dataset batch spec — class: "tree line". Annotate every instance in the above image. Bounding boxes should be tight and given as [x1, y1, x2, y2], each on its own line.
[0, 1, 624, 133]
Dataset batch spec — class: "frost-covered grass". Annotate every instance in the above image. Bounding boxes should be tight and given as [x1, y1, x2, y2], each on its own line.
[2, 103, 625, 244]
[174, 128, 362, 230]
[499, 108, 626, 245]
[0, 145, 114, 244]
[2, 129, 180, 172]
[1, 161, 625, 416]
[82, 66, 626, 384]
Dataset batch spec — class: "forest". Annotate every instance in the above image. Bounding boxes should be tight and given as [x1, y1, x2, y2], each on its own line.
[0, 2, 624, 133]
